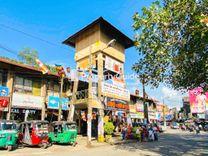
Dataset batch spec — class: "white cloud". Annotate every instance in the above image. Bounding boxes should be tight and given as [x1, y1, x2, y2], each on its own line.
[161, 86, 185, 110]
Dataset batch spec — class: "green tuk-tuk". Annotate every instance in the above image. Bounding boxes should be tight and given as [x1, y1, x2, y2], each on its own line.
[0, 120, 18, 151]
[48, 121, 77, 146]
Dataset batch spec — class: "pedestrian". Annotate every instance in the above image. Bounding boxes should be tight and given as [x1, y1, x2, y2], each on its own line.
[121, 124, 127, 140]
[153, 125, 158, 141]
[195, 126, 200, 135]
[148, 126, 155, 141]
[136, 126, 142, 142]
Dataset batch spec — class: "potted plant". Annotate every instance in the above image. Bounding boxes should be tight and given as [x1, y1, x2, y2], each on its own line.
[104, 122, 115, 143]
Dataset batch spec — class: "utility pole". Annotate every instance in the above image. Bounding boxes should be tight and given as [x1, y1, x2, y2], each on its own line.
[58, 77, 64, 121]
[142, 75, 148, 124]
[163, 99, 167, 130]
[87, 46, 93, 147]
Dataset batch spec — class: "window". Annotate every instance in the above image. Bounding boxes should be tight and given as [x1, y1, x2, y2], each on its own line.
[47, 81, 59, 96]
[0, 70, 8, 86]
[14, 76, 41, 96]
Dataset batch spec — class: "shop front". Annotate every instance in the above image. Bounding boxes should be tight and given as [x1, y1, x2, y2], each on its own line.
[104, 98, 129, 132]
[11, 93, 43, 122]
[47, 95, 69, 121]
[129, 101, 144, 125]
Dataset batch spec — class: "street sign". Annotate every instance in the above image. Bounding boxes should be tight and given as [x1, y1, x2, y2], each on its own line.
[48, 96, 69, 110]
[0, 86, 9, 96]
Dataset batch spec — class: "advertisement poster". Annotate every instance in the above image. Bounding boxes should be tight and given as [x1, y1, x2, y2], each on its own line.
[48, 96, 69, 110]
[105, 56, 124, 74]
[156, 104, 164, 121]
[148, 104, 156, 120]
[0, 86, 9, 96]
[101, 82, 130, 101]
[189, 87, 206, 114]
[135, 101, 144, 119]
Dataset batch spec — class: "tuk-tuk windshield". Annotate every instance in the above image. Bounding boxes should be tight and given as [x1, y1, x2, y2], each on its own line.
[36, 123, 48, 130]
[0, 122, 16, 130]
[65, 123, 76, 130]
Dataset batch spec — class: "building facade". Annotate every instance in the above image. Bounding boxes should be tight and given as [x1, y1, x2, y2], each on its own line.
[0, 58, 71, 122]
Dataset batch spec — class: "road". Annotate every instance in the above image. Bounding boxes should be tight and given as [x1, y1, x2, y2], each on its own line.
[0, 129, 208, 156]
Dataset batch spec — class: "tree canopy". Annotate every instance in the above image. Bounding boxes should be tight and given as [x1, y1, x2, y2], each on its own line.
[132, 0, 208, 91]
[18, 47, 39, 66]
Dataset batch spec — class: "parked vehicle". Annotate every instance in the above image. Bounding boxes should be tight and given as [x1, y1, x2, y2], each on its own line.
[18, 120, 50, 148]
[0, 120, 18, 151]
[204, 124, 208, 131]
[170, 122, 179, 129]
[48, 121, 77, 146]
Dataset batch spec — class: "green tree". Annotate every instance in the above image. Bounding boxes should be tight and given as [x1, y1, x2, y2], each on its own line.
[132, 0, 208, 91]
[18, 47, 39, 66]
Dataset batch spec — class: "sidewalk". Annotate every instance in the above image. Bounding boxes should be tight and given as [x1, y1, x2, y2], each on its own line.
[77, 135, 137, 147]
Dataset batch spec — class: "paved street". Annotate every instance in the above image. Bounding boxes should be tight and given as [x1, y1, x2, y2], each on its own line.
[0, 129, 208, 156]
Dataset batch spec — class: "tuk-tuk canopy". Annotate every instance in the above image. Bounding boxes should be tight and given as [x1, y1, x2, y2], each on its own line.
[20, 120, 49, 125]
[0, 120, 17, 130]
[52, 121, 76, 126]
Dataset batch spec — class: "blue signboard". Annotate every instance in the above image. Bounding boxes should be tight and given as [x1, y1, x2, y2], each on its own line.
[48, 96, 69, 110]
[0, 86, 9, 96]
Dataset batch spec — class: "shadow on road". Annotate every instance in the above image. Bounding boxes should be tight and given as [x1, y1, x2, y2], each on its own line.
[114, 132, 208, 156]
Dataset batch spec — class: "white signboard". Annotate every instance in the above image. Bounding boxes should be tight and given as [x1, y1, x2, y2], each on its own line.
[101, 82, 130, 101]
[105, 56, 124, 74]
[12, 93, 43, 109]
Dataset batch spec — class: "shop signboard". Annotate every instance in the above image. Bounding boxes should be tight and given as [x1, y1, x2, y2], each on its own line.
[106, 99, 129, 110]
[148, 104, 156, 120]
[12, 93, 43, 109]
[0, 86, 9, 96]
[105, 56, 124, 74]
[0, 96, 9, 111]
[101, 82, 130, 101]
[48, 96, 69, 110]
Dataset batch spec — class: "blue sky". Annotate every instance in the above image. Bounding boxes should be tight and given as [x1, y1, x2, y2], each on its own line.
[0, 0, 184, 109]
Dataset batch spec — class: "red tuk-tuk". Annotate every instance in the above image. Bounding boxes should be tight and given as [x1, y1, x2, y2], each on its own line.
[18, 120, 50, 148]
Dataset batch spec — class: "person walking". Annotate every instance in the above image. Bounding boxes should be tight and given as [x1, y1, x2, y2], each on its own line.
[121, 124, 127, 140]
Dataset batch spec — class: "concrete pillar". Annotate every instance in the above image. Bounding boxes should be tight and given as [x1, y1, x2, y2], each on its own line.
[98, 109, 104, 142]
[6, 70, 14, 120]
[97, 52, 105, 142]
[97, 52, 103, 98]
[87, 106, 92, 147]
[41, 78, 47, 121]
[67, 78, 78, 122]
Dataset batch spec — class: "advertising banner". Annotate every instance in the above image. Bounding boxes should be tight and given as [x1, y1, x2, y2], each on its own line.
[48, 96, 69, 110]
[189, 87, 206, 114]
[12, 93, 43, 109]
[148, 104, 156, 120]
[105, 56, 124, 74]
[0, 86, 9, 96]
[156, 104, 164, 121]
[101, 82, 130, 101]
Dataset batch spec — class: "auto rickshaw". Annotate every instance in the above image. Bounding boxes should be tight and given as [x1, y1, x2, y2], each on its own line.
[0, 120, 18, 151]
[18, 120, 50, 148]
[48, 121, 77, 146]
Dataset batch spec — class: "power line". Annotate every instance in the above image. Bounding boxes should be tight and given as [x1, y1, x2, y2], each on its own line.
[0, 24, 60, 47]
[0, 43, 18, 56]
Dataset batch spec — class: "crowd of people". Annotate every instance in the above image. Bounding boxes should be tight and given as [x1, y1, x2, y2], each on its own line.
[120, 123, 159, 142]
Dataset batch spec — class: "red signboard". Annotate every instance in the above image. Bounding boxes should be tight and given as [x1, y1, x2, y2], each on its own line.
[0, 97, 9, 107]
[107, 101, 129, 110]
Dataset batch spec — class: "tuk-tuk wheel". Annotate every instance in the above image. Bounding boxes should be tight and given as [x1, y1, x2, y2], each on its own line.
[7, 146, 13, 151]
[72, 142, 77, 147]
[41, 143, 48, 149]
